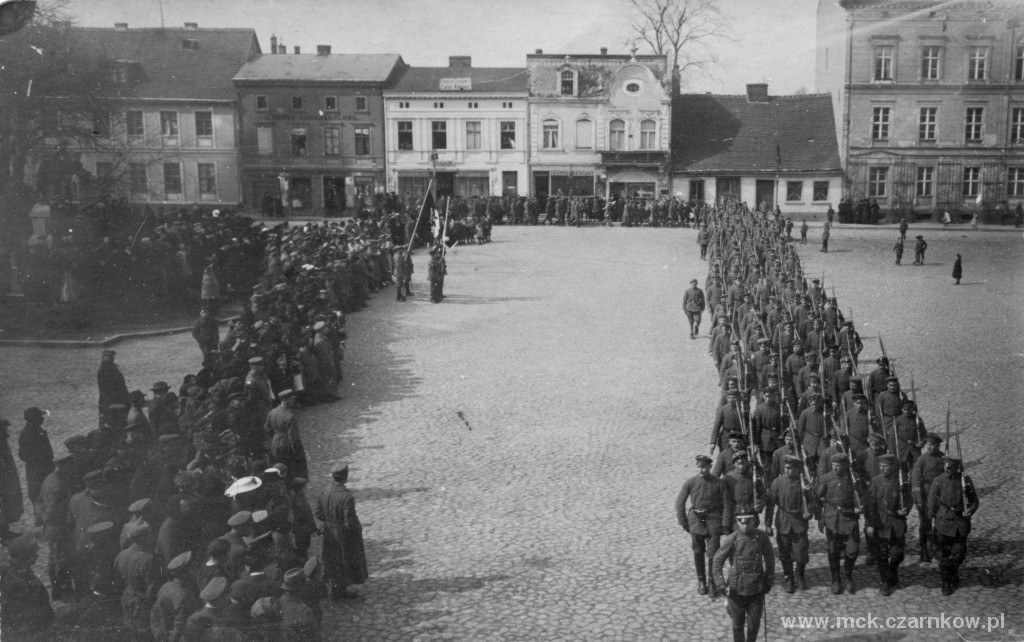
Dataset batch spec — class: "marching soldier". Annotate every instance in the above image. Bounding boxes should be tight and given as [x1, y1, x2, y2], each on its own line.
[866, 454, 913, 596]
[765, 455, 815, 592]
[723, 452, 766, 517]
[927, 456, 979, 595]
[817, 453, 862, 594]
[427, 246, 445, 304]
[911, 433, 946, 563]
[712, 432, 747, 478]
[712, 506, 774, 642]
[890, 400, 926, 473]
[710, 391, 743, 454]
[676, 455, 734, 597]
[683, 279, 706, 339]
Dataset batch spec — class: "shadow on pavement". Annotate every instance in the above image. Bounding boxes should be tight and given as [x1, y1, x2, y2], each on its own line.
[439, 294, 544, 305]
[358, 486, 431, 502]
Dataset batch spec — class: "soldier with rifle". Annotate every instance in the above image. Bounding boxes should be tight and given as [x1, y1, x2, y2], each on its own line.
[765, 455, 817, 592]
[817, 453, 864, 594]
[676, 455, 734, 597]
[890, 399, 926, 475]
[911, 433, 946, 563]
[927, 444, 979, 595]
[866, 452, 913, 596]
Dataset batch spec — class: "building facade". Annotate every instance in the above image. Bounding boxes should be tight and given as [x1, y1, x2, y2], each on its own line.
[816, 0, 1024, 219]
[671, 84, 843, 217]
[383, 57, 528, 201]
[234, 45, 405, 215]
[56, 24, 260, 209]
[526, 50, 673, 200]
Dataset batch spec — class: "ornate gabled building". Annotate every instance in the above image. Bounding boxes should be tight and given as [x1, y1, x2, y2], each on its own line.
[816, 0, 1024, 219]
[526, 50, 674, 201]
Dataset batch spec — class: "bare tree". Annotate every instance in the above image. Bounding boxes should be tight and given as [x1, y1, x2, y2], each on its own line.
[625, 0, 729, 84]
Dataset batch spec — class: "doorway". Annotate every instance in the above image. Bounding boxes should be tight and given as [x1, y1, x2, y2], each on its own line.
[756, 180, 775, 212]
[323, 177, 346, 216]
[435, 172, 455, 198]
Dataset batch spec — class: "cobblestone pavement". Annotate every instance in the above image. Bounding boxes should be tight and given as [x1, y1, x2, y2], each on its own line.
[1, 225, 1022, 640]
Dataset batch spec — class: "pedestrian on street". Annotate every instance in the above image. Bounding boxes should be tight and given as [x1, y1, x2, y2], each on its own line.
[97, 349, 129, 419]
[913, 235, 927, 265]
[899, 217, 909, 242]
[201, 263, 221, 316]
[970, 213, 979, 230]
[697, 225, 710, 260]
[820, 222, 830, 253]
[0, 419, 24, 543]
[712, 506, 775, 642]
[191, 307, 220, 361]
[18, 407, 54, 523]
[799, 219, 808, 244]
[0, 536, 54, 638]
[683, 278, 706, 339]
[676, 455, 734, 598]
[315, 463, 368, 600]
[893, 237, 904, 265]
[952, 253, 962, 285]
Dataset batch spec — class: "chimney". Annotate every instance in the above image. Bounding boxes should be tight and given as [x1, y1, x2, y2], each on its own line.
[270, 35, 277, 53]
[184, 22, 198, 29]
[293, 46, 301, 54]
[317, 45, 331, 56]
[600, 47, 608, 55]
[449, 56, 471, 68]
[535, 49, 543, 54]
[114, 22, 128, 29]
[746, 83, 769, 103]
[671, 65, 680, 95]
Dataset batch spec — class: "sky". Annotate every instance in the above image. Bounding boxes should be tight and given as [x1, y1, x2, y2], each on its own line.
[59, 0, 821, 95]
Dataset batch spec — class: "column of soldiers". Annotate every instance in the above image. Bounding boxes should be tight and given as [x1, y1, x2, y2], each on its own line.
[677, 201, 979, 642]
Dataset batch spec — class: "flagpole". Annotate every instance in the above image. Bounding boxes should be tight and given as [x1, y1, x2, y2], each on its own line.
[406, 179, 434, 255]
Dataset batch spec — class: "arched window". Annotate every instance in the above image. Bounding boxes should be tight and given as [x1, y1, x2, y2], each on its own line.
[560, 70, 576, 96]
[639, 119, 656, 150]
[542, 119, 560, 149]
[575, 118, 593, 149]
[609, 119, 626, 151]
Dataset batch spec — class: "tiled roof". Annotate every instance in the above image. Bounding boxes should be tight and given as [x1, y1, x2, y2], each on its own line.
[234, 53, 405, 83]
[671, 93, 841, 174]
[66, 27, 260, 101]
[386, 66, 527, 94]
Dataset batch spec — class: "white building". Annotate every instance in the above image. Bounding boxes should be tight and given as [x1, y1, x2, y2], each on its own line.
[383, 56, 528, 200]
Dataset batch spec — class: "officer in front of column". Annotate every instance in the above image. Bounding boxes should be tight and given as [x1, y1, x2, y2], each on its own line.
[676, 455, 734, 598]
[713, 506, 775, 642]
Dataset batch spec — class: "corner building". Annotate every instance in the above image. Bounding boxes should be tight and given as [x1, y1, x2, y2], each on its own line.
[526, 50, 673, 201]
[816, 0, 1024, 220]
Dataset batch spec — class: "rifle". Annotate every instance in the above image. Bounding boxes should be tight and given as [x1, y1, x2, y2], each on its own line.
[892, 420, 907, 514]
[786, 399, 815, 485]
[878, 334, 895, 378]
[406, 178, 435, 254]
[828, 412, 864, 513]
[945, 401, 951, 447]
[735, 398, 765, 507]
[954, 420, 969, 512]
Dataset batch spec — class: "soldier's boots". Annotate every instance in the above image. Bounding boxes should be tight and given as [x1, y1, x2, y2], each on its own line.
[880, 582, 893, 597]
[828, 553, 843, 594]
[694, 552, 709, 595]
[796, 566, 809, 591]
[940, 566, 954, 595]
[952, 567, 960, 589]
[920, 541, 931, 564]
[708, 578, 720, 599]
[784, 575, 796, 594]
[889, 562, 900, 588]
[842, 558, 857, 594]
[830, 573, 843, 595]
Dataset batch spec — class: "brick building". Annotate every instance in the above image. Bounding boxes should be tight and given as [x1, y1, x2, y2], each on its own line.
[816, 0, 1024, 219]
[234, 42, 405, 215]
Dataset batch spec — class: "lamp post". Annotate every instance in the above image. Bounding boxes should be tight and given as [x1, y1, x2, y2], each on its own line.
[430, 152, 438, 204]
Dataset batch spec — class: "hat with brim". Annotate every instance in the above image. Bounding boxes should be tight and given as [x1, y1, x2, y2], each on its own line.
[830, 453, 849, 464]
[695, 455, 713, 465]
[227, 511, 253, 528]
[224, 476, 262, 498]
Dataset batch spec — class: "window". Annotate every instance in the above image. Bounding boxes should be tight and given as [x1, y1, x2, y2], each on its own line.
[397, 121, 413, 150]
[1016, 47, 1024, 82]
[868, 166, 888, 197]
[921, 46, 941, 80]
[502, 102, 513, 109]
[962, 166, 981, 197]
[194, 111, 213, 147]
[500, 121, 516, 150]
[128, 163, 147, 195]
[163, 163, 182, 198]
[431, 121, 447, 149]
[467, 102, 478, 109]
[575, 119, 593, 149]
[93, 112, 111, 138]
[786, 181, 803, 201]
[625, 81, 641, 94]
[874, 45, 894, 81]
[1008, 167, 1024, 196]
[354, 127, 371, 156]
[639, 119, 656, 150]
[464, 121, 481, 150]
[110, 64, 128, 85]
[919, 107, 937, 141]
[325, 96, 337, 111]
[291, 96, 304, 111]
[256, 126, 273, 156]
[433, 102, 444, 109]
[1011, 107, 1024, 143]
[690, 180, 705, 201]
[256, 95, 268, 111]
[160, 111, 178, 139]
[965, 107, 983, 142]
[324, 126, 341, 155]
[291, 128, 307, 156]
[967, 47, 988, 81]
[355, 96, 368, 112]
[872, 107, 891, 141]
[126, 111, 144, 140]
[609, 119, 625, 151]
[542, 119, 559, 149]
[560, 70, 576, 96]
[916, 166, 934, 197]
[813, 181, 829, 201]
[397, 101, 409, 109]
[197, 163, 216, 200]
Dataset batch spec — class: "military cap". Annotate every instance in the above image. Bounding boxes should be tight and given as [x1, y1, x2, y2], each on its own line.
[830, 453, 849, 464]
[200, 576, 228, 603]
[224, 476, 262, 498]
[732, 451, 749, 462]
[806, 390, 822, 398]
[808, 373, 821, 381]
[758, 337, 770, 344]
[942, 456, 962, 465]
[878, 454, 898, 465]
[253, 321, 266, 331]
[690, 279, 698, 285]
[102, 349, 117, 356]
[725, 389, 739, 398]
[166, 548, 192, 569]
[23, 407, 45, 420]
[291, 477, 308, 489]
[124, 522, 151, 543]
[876, 357, 889, 365]
[783, 455, 803, 466]
[735, 505, 758, 519]
[227, 391, 246, 402]
[330, 462, 349, 477]
[282, 568, 306, 592]
[6, 535, 39, 559]
[83, 470, 104, 486]
[251, 510, 269, 525]
[273, 283, 288, 292]
[277, 389, 295, 400]
[852, 393, 868, 401]
[313, 321, 326, 331]
[251, 597, 282, 620]
[151, 381, 170, 391]
[248, 356, 263, 365]
[727, 431, 745, 441]
[901, 399, 916, 408]
[695, 455, 713, 465]
[128, 498, 151, 514]
[227, 511, 253, 527]
[86, 521, 115, 535]
[65, 435, 89, 449]
[839, 355, 852, 363]
[805, 352, 819, 361]
[915, 235, 923, 239]
[812, 278, 821, 283]
[924, 432, 944, 444]
[230, 580, 257, 606]
[885, 375, 899, 383]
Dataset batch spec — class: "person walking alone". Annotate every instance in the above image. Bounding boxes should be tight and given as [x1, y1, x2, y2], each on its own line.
[952, 253, 962, 285]
[683, 279, 706, 339]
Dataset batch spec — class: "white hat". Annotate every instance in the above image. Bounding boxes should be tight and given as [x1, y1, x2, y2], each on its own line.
[224, 476, 262, 498]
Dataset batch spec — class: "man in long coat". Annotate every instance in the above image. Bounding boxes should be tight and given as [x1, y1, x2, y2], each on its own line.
[0, 419, 24, 542]
[315, 464, 368, 599]
[18, 407, 54, 518]
[97, 349, 130, 417]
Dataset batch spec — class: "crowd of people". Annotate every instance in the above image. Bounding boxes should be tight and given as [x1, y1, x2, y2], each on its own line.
[677, 202, 979, 642]
[0, 196, 472, 639]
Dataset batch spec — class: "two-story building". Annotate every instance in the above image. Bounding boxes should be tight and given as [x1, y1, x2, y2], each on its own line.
[61, 23, 260, 208]
[816, 0, 1024, 218]
[234, 44, 405, 215]
[526, 49, 673, 201]
[383, 56, 528, 201]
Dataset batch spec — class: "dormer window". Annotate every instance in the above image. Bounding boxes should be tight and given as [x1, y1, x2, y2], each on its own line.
[181, 38, 199, 51]
[560, 69, 577, 96]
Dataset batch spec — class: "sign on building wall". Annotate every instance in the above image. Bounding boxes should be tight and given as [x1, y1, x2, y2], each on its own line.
[439, 78, 472, 91]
